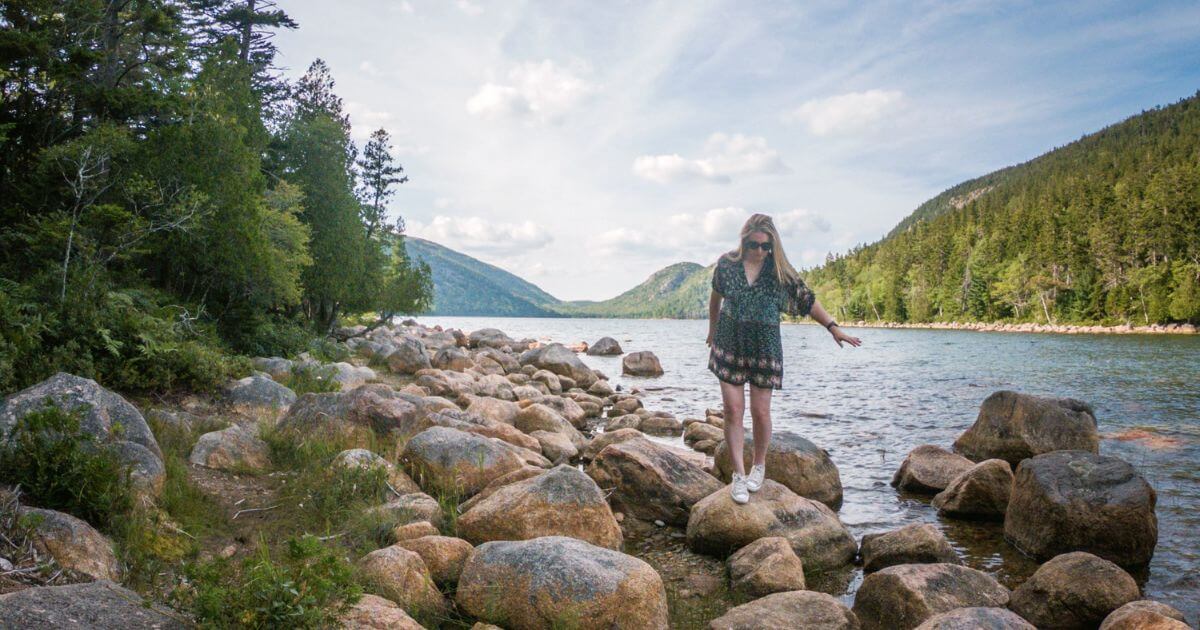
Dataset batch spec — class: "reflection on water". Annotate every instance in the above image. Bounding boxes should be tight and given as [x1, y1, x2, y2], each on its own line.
[422, 316, 1200, 624]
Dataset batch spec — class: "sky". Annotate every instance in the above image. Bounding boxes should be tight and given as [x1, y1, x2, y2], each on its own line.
[273, 0, 1200, 301]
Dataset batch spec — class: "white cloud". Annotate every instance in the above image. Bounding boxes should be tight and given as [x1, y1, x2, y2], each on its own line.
[434, 197, 455, 209]
[601, 207, 831, 260]
[633, 133, 788, 184]
[345, 101, 393, 140]
[466, 60, 594, 123]
[456, 0, 483, 17]
[784, 89, 904, 136]
[409, 216, 553, 255]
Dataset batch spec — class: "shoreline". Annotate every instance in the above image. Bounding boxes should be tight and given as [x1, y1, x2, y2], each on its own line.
[787, 319, 1198, 335]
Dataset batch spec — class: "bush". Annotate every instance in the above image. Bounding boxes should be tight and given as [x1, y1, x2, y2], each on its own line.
[276, 362, 342, 395]
[0, 405, 135, 530]
[178, 534, 362, 629]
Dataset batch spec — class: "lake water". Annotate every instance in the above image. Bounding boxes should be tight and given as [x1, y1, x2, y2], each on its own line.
[421, 316, 1200, 624]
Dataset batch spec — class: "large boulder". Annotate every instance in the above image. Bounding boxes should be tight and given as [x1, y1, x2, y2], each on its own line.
[1004, 451, 1157, 568]
[473, 373, 515, 400]
[639, 413, 683, 436]
[715, 432, 843, 509]
[457, 465, 545, 513]
[891, 445, 974, 494]
[278, 385, 423, 439]
[458, 464, 622, 549]
[19, 507, 120, 581]
[953, 390, 1099, 466]
[914, 608, 1035, 630]
[581, 428, 643, 461]
[586, 437, 723, 526]
[465, 395, 522, 425]
[189, 423, 270, 472]
[455, 536, 669, 630]
[1008, 552, 1140, 629]
[727, 536, 806, 597]
[0, 580, 186, 629]
[356, 545, 445, 615]
[860, 524, 960, 573]
[401, 426, 526, 497]
[251, 356, 293, 380]
[427, 409, 540, 452]
[222, 372, 297, 416]
[519, 343, 597, 388]
[622, 351, 664, 376]
[432, 346, 474, 371]
[365, 492, 444, 529]
[932, 458, 1012, 520]
[1099, 601, 1191, 630]
[709, 591, 860, 630]
[529, 430, 578, 461]
[0, 372, 165, 495]
[686, 480, 858, 573]
[685, 421, 724, 446]
[586, 336, 623, 356]
[514, 404, 586, 449]
[386, 336, 432, 374]
[852, 563, 1011, 630]
[330, 362, 376, 391]
[468, 328, 516, 349]
[339, 594, 424, 629]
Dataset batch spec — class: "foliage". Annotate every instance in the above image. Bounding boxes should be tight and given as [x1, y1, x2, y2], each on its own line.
[177, 534, 362, 630]
[0, 405, 136, 530]
[276, 362, 342, 395]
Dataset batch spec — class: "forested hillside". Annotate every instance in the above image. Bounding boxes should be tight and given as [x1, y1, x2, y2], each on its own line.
[0, 2, 431, 395]
[805, 92, 1200, 326]
[558, 262, 713, 318]
[405, 237, 562, 317]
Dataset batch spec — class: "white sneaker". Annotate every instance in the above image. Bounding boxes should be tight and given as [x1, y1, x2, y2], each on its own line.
[747, 463, 765, 492]
[730, 473, 750, 504]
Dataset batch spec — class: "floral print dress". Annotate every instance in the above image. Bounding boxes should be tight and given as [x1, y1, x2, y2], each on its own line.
[707, 253, 814, 389]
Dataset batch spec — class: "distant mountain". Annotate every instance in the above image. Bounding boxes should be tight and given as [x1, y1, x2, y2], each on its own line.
[404, 237, 563, 317]
[403, 237, 716, 318]
[558, 262, 713, 318]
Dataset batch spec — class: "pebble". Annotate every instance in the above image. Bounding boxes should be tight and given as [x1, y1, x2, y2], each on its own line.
[0, 557, 13, 571]
[654, 519, 666, 527]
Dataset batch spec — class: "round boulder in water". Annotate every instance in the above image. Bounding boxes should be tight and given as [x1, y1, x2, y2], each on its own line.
[953, 390, 1098, 466]
[715, 431, 843, 509]
[1004, 450, 1157, 569]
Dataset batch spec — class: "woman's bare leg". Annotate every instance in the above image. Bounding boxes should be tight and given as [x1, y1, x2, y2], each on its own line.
[720, 380, 747, 476]
[748, 384, 773, 466]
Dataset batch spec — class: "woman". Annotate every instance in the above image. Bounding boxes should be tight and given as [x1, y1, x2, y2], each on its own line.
[706, 214, 861, 504]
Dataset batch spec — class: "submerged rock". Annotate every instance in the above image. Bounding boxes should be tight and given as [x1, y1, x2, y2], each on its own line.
[586, 336, 623, 355]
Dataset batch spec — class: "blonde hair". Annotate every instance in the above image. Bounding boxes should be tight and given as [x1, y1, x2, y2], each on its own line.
[725, 213, 801, 286]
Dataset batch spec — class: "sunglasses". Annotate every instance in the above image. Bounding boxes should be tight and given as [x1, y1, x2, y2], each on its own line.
[744, 241, 773, 252]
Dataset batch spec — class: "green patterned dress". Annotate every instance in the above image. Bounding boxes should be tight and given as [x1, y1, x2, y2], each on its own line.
[708, 253, 813, 389]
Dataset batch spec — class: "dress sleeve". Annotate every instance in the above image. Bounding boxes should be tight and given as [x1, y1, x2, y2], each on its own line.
[711, 257, 726, 296]
[782, 275, 816, 317]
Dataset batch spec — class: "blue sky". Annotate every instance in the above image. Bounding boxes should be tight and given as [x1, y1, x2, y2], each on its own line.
[274, 1, 1200, 300]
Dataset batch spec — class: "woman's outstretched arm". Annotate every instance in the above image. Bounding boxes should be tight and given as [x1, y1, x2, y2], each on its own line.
[809, 300, 863, 347]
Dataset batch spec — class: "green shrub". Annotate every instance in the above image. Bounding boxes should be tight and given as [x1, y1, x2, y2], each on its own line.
[276, 362, 342, 395]
[0, 405, 135, 530]
[306, 336, 351, 363]
[178, 534, 362, 629]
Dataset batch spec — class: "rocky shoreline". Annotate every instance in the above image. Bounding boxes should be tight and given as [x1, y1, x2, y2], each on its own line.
[0, 320, 1190, 629]
[830, 319, 1199, 335]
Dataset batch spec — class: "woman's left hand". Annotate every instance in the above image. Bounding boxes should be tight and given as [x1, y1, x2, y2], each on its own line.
[831, 326, 862, 348]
